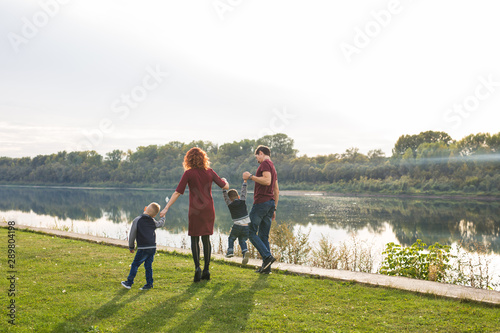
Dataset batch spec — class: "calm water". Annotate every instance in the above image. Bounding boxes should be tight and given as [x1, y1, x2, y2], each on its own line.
[1, 185, 499, 277]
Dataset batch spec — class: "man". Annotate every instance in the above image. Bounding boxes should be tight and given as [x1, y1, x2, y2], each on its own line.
[243, 145, 279, 274]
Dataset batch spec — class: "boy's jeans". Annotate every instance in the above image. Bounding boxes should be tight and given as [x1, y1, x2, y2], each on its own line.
[126, 248, 156, 286]
[227, 224, 249, 253]
[248, 200, 275, 259]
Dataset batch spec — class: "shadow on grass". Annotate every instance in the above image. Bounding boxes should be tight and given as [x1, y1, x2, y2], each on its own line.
[117, 274, 269, 332]
[115, 282, 201, 333]
[51, 288, 146, 332]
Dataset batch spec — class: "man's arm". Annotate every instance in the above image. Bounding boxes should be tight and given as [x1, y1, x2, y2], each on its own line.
[273, 179, 279, 220]
[243, 171, 272, 186]
[274, 179, 279, 207]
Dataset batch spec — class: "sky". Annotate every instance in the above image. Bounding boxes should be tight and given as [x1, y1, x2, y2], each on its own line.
[1, 0, 499, 158]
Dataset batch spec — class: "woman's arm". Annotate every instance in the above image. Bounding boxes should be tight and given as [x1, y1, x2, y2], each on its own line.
[160, 191, 181, 217]
[214, 171, 229, 190]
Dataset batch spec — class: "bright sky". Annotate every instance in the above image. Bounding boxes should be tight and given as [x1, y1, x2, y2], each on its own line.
[1, 0, 499, 158]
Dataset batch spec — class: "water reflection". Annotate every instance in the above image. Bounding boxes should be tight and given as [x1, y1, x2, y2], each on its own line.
[0, 186, 499, 253]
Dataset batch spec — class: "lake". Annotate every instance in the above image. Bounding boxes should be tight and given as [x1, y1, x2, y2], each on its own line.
[1, 185, 499, 286]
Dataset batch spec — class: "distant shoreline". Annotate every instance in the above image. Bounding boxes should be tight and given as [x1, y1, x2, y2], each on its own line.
[280, 190, 500, 202]
[1, 184, 498, 202]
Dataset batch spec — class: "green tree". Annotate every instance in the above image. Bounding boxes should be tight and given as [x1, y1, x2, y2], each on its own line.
[487, 132, 500, 153]
[367, 149, 386, 164]
[257, 133, 297, 157]
[217, 139, 256, 163]
[105, 150, 125, 169]
[341, 147, 368, 164]
[457, 133, 492, 156]
[393, 131, 453, 158]
[186, 140, 218, 155]
[85, 151, 103, 166]
[130, 145, 158, 163]
[416, 142, 452, 176]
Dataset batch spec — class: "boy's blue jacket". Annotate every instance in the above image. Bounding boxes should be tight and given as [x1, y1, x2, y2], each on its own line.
[128, 214, 165, 250]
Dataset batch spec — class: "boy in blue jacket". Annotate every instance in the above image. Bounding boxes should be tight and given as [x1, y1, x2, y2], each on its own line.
[121, 202, 165, 290]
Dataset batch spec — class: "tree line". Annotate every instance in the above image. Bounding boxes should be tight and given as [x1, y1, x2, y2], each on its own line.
[0, 131, 499, 195]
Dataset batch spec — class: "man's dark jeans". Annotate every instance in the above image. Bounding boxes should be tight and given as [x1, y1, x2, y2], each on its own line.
[248, 200, 275, 259]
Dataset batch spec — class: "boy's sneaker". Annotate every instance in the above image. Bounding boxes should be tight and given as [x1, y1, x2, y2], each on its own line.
[225, 250, 234, 258]
[121, 281, 132, 289]
[242, 251, 249, 265]
[139, 284, 153, 290]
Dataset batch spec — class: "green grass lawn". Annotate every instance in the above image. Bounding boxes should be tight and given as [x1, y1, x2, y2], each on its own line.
[1, 228, 499, 332]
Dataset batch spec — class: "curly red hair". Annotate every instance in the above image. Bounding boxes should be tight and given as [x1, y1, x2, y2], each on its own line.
[183, 147, 210, 170]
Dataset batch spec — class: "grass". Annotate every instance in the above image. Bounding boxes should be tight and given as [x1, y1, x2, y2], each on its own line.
[1, 228, 499, 333]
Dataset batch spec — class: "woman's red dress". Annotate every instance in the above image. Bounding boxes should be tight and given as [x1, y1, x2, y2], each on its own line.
[175, 168, 226, 236]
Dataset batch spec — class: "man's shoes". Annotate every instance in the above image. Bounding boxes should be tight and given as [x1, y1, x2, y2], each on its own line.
[121, 281, 132, 289]
[255, 265, 272, 274]
[139, 284, 153, 290]
[194, 267, 202, 282]
[261, 265, 272, 274]
[225, 250, 234, 258]
[262, 255, 276, 270]
[255, 255, 276, 273]
[242, 251, 249, 265]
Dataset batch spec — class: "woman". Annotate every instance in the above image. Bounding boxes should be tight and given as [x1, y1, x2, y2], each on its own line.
[160, 147, 228, 282]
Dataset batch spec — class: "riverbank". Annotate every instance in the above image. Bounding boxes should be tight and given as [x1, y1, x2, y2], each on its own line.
[3, 222, 500, 305]
[1, 226, 499, 332]
[280, 190, 500, 202]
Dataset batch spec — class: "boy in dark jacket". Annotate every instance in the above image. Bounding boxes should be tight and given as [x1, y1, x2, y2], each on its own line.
[222, 179, 250, 265]
[121, 202, 165, 290]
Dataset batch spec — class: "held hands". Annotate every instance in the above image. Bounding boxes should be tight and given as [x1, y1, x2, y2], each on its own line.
[160, 207, 168, 218]
[242, 171, 252, 180]
[160, 191, 180, 216]
[221, 177, 230, 190]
